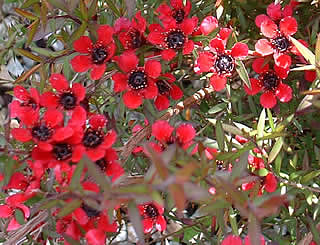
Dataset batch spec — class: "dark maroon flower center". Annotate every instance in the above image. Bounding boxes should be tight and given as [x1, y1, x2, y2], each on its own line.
[166, 30, 185, 49]
[53, 143, 72, 161]
[156, 80, 171, 95]
[22, 99, 37, 110]
[91, 47, 108, 64]
[271, 36, 291, 52]
[128, 70, 148, 90]
[60, 92, 77, 110]
[129, 29, 145, 49]
[82, 203, 101, 218]
[214, 54, 235, 74]
[261, 72, 280, 91]
[95, 158, 108, 171]
[144, 204, 159, 218]
[172, 9, 185, 23]
[31, 125, 53, 141]
[82, 128, 104, 148]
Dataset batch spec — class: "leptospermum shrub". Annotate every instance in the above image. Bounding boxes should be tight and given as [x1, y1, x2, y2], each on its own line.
[0, 0, 319, 244]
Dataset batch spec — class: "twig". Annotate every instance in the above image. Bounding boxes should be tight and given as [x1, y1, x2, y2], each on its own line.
[120, 85, 215, 164]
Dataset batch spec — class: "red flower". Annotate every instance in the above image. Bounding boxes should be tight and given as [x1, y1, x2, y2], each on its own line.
[305, 70, 317, 83]
[255, 3, 298, 69]
[194, 28, 248, 91]
[263, 172, 278, 193]
[94, 148, 124, 182]
[0, 193, 30, 231]
[154, 73, 183, 111]
[244, 58, 292, 108]
[112, 51, 160, 109]
[76, 114, 117, 161]
[11, 109, 69, 151]
[40, 74, 86, 111]
[157, 0, 192, 24]
[71, 25, 116, 80]
[221, 235, 242, 245]
[10, 86, 40, 126]
[147, 16, 197, 61]
[151, 120, 196, 152]
[138, 202, 166, 233]
[114, 11, 146, 50]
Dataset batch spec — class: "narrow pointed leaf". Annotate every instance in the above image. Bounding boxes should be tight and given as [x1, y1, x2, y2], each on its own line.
[290, 36, 316, 65]
[216, 120, 225, 151]
[57, 199, 82, 218]
[268, 137, 283, 163]
[236, 60, 251, 89]
[15, 48, 43, 63]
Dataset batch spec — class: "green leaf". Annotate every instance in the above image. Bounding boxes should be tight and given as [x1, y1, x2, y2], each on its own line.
[127, 202, 145, 245]
[15, 209, 25, 225]
[15, 48, 43, 62]
[47, 0, 69, 12]
[208, 103, 227, 114]
[267, 109, 274, 131]
[88, 0, 98, 18]
[105, 0, 121, 17]
[216, 120, 225, 151]
[316, 33, 320, 67]
[257, 108, 265, 139]
[229, 207, 239, 235]
[57, 199, 82, 218]
[69, 158, 85, 191]
[26, 19, 40, 47]
[69, 22, 87, 45]
[14, 8, 38, 20]
[21, 0, 40, 8]
[290, 36, 316, 65]
[268, 137, 283, 164]
[79, 0, 88, 21]
[207, 119, 246, 137]
[236, 60, 251, 89]
[301, 170, 320, 184]
[231, 150, 249, 181]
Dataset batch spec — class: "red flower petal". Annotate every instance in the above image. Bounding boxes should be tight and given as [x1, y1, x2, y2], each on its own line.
[72, 145, 85, 162]
[264, 173, 277, 192]
[260, 91, 277, 108]
[114, 17, 130, 33]
[267, 3, 282, 20]
[219, 28, 232, 41]
[255, 39, 273, 56]
[170, 0, 183, 8]
[221, 235, 242, 245]
[200, 16, 218, 35]
[132, 11, 147, 32]
[37, 141, 53, 151]
[123, 91, 143, 109]
[142, 82, 158, 99]
[305, 71, 316, 82]
[118, 51, 139, 73]
[71, 55, 92, 72]
[30, 87, 40, 103]
[282, 5, 293, 17]
[274, 65, 289, 79]
[145, 60, 161, 79]
[147, 31, 165, 45]
[68, 106, 87, 126]
[85, 229, 106, 245]
[0, 205, 13, 218]
[279, 16, 297, 36]
[274, 53, 291, 69]
[180, 18, 197, 35]
[275, 83, 292, 103]
[98, 214, 118, 232]
[244, 235, 266, 245]
[170, 84, 183, 100]
[73, 207, 89, 225]
[87, 148, 106, 161]
[90, 64, 105, 80]
[244, 78, 262, 95]
[90, 114, 106, 129]
[52, 127, 74, 141]
[155, 95, 170, 111]
[73, 36, 92, 54]
[49, 73, 69, 92]
[252, 58, 269, 74]
[40, 92, 59, 108]
[152, 120, 174, 142]
[97, 25, 114, 45]
[11, 128, 32, 142]
[260, 19, 278, 38]
[143, 218, 154, 233]
[71, 83, 86, 102]
[112, 73, 128, 92]
[210, 74, 227, 91]
[231, 42, 248, 59]
[43, 109, 63, 127]
[182, 39, 194, 55]
[197, 52, 214, 73]
[255, 14, 270, 28]
[7, 218, 21, 231]
[210, 38, 225, 53]
[13, 86, 29, 101]
[161, 49, 176, 61]
[155, 215, 167, 232]
[176, 124, 195, 144]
